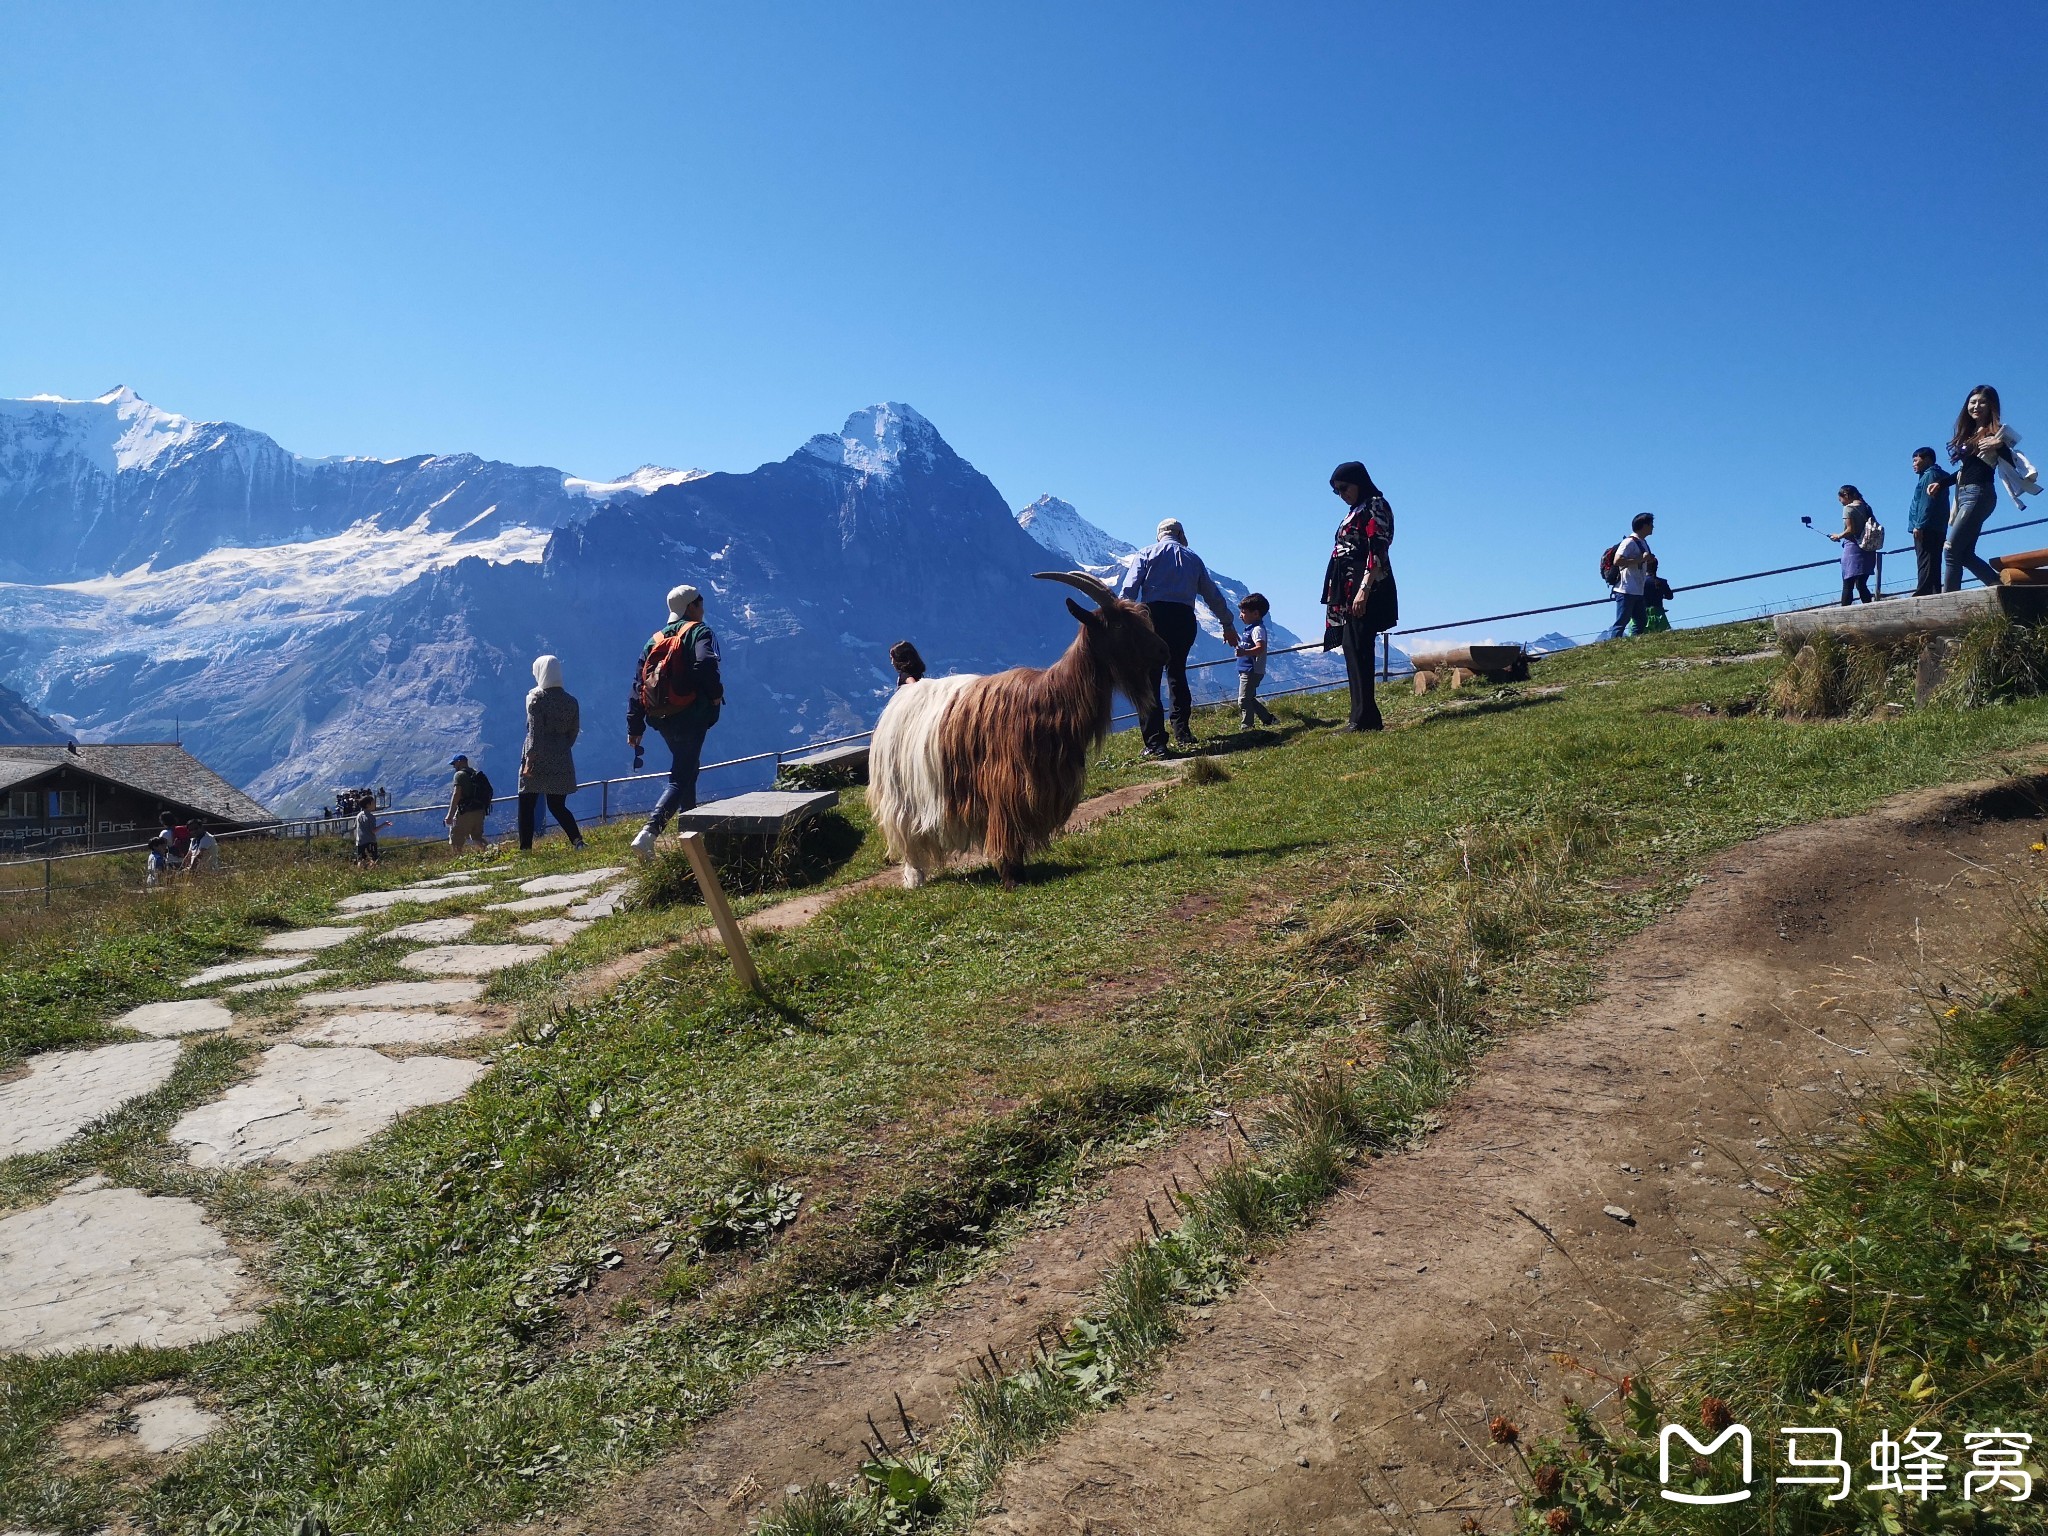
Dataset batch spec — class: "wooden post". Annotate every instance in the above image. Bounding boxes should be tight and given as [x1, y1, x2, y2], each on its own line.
[678, 830, 760, 994]
[43, 858, 51, 909]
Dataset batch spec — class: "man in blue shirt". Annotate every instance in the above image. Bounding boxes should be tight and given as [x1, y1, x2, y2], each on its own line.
[1907, 447, 1955, 597]
[1116, 519, 1238, 754]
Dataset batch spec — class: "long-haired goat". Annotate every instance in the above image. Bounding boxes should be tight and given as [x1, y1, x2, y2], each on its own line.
[870, 571, 1168, 888]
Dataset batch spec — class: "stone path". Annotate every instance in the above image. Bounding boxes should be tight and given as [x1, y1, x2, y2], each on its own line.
[300, 979, 487, 1009]
[1, 1042, 183, 1157]
[0, 1186, 258, 1355]
[515, 917, 590, 944]
[115, 999, 234, 1038]
[382, 916, 477, 943]
[398, 943, 552, 976]
[0, 859, 637, 1373]
[131, 1395, 223, 1453]
[226, 968, 338, 995]
[170, 1045, 487, 1168]
[293, 1012, 485, 1047]
[260, 925, 360, 951]
[336, 884, 490, 913]
[181, 955, 310, 987]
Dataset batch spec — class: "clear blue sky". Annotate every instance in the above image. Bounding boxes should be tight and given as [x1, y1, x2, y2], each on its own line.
[4, 2, 2043, 641]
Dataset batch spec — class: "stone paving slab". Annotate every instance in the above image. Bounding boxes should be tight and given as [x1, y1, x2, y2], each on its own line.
[225, 968, 338, 995]
[181, 955, 310, 988]
[0, 1187, 258, 1356]
[380, 916, 477, 943]
[292, 1012, 485, 1047]
[397, 943, 550, 976]
[115, 999, 234, 1038]
[298, 979, 485, 1009]
[260, 926, 360, 952]
[133, 1394, 223, 1453]
[170, 1045, 486, 1167]
[335, 884, 489, 914]
[514, 917, 591, 944]
[517, 866, 625, 894]
[402, 872, 500, 890]
[566, 888, 627, 920]
[484, 890, 582, 912]
[2, 1042, 183, 1158]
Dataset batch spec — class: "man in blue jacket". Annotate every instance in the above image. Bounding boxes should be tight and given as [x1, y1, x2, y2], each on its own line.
[1907, 446, 1955, 597]
[1117, 519, 1239, 755]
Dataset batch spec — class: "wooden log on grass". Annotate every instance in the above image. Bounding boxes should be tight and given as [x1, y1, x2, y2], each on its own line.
[1990, 545, 2048, 572]
[1774, 586, 2048, 645]
[2000, 567, 2048, 587]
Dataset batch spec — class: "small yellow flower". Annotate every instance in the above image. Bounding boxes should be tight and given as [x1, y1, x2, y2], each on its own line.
[1944, 1006, 1962, 1018]
[2032, 842, 2045, 853]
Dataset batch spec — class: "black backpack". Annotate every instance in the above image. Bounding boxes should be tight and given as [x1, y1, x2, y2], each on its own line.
[470, 770, 495, 809]
[1599, 543, 1622, 586]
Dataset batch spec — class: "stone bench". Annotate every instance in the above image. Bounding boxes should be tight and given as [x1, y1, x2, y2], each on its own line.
[673, 789, 840, 838]
[777, 742, 871, 785]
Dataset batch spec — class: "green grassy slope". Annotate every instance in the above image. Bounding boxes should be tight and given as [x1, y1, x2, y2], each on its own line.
[6, 618, 2048, 1536]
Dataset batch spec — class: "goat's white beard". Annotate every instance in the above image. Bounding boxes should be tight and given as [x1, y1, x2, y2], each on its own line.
[870, 673, 982, 887]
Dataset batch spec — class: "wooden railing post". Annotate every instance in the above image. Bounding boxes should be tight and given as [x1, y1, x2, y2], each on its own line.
[679, 830, 760, 994]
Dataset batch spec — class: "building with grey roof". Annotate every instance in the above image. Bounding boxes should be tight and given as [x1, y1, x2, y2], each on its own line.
[0, 743, 277, 855]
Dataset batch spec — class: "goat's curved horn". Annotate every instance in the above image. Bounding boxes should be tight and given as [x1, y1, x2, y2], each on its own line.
[1033, 570, 1118, 607]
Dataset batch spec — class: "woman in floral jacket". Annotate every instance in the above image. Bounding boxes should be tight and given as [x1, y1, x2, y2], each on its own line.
[1321, 460, 1399, 731]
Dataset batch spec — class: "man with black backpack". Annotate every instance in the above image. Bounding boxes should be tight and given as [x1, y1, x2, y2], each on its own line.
[445, 753, 493, 851]
[1602, 513, 1655, 640]
[627, 583, 724, 858]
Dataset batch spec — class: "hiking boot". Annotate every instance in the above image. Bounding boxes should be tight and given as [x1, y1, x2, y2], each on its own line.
[1172, 730, 1198, 749]
[629, 826, 658, 860]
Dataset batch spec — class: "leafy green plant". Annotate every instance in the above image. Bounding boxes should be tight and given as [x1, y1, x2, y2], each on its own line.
[692, 1177, 802, 1252]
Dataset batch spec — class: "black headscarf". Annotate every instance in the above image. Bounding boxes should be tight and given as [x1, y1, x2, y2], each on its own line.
[1330, 460, 1382, 499]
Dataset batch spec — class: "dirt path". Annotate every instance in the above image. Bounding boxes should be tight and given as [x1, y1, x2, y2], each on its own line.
[974, 779, 2047, 1536]
[546, 777, 2045, 1535]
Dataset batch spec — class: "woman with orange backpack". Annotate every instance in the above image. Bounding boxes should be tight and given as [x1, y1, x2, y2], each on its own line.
[627, 583, 724, 858]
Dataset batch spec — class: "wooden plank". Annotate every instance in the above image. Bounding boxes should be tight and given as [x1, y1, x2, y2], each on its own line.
[1990, 545, 2048, 572]
[679, 831, 760, 994]
[1774, 587, 2048, 645]
[2001, 567, 2048, 587]
[672, 789, 839, 837]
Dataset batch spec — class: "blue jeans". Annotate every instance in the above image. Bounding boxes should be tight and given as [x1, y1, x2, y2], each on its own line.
[645, 711, 712, 831]
[1944, 483, 2000, 592]
[1607, 592, 1648, 639]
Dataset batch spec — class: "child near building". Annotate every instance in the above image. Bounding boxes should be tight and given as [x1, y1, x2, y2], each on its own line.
[1235, 593, 1277, 727]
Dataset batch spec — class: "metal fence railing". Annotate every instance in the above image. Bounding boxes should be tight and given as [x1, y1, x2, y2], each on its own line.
[6, 510, 2042, 903]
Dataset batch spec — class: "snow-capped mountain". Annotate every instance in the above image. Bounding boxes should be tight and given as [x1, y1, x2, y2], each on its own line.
[1014, 494, 1343, 689]
[0, 387, 698, 584]
[1526, 631, 1579, 655]
[1016, 494, 1143, 571]
[0, 396, 1108, 810]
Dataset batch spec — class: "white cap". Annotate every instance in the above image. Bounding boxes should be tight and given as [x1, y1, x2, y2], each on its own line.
[667, 583, 703, 616]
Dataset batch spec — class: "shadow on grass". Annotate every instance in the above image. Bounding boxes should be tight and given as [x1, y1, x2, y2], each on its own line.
[1403, 692, 1566, 728]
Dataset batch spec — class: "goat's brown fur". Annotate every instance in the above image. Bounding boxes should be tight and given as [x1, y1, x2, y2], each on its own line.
[937, 596, 1164, 885]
